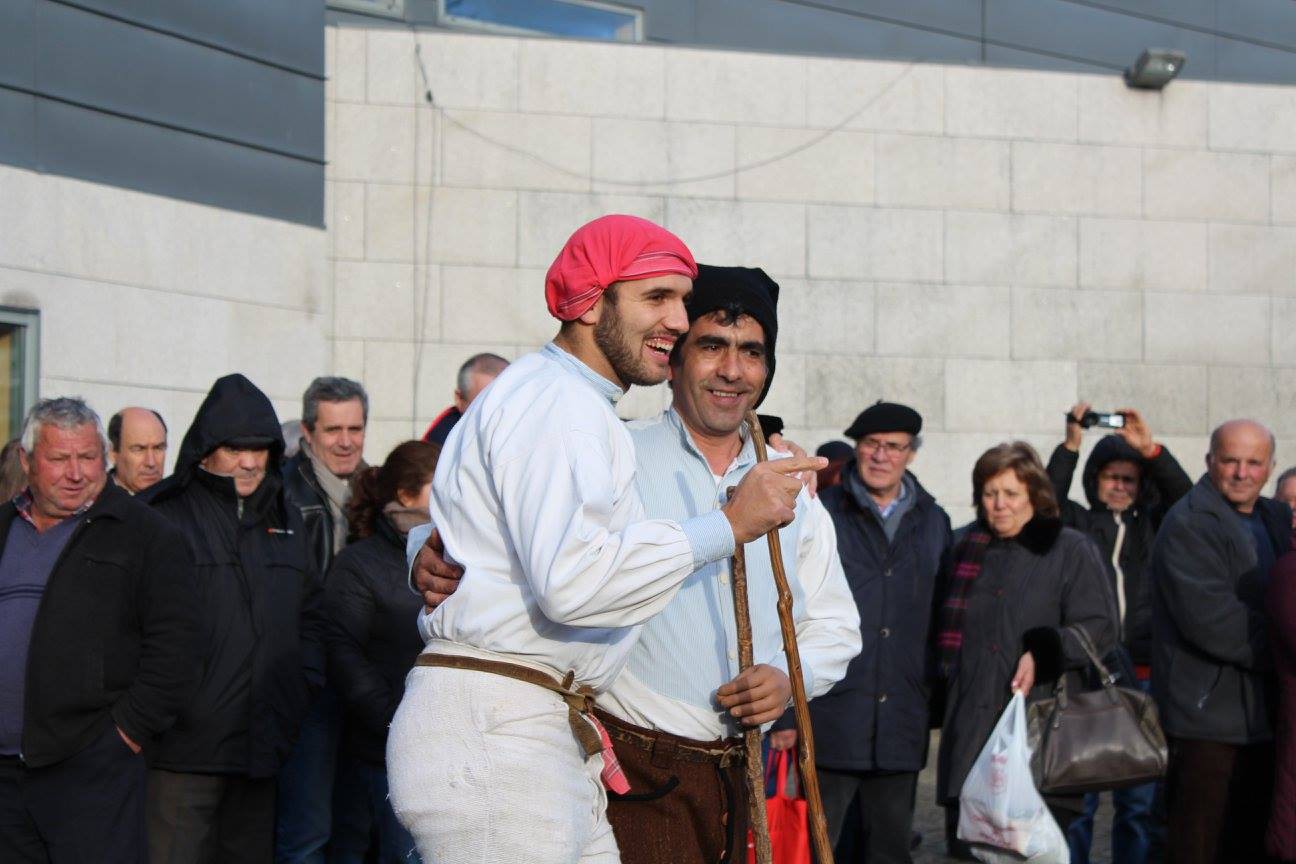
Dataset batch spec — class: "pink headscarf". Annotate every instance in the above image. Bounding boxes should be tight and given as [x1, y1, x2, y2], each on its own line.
[544, 215, 698, 321]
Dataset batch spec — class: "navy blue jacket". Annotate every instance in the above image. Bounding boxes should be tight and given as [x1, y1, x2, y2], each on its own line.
[808, 466, 951, 772]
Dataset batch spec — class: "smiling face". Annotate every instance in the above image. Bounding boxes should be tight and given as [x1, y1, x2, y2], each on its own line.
[302, 398, 366, 479]
[1207, 420, 1274, 513]
[590, 275, 692, 388]
[21, 423, 108, 528]
[669, 311, 768, 440]
[1096, 458, 1141, 514]
[201, 446, 270, 498]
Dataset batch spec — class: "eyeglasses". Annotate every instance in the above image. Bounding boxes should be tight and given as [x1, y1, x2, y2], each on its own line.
[1098, 471, 1139, 485]
[858, 438, 912, 458]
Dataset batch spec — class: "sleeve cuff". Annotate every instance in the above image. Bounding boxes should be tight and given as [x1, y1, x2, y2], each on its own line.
[681, 510, 736, 568]
[405, 522, 434, 595]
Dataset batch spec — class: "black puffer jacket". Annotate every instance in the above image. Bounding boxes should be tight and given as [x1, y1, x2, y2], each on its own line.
[1151, 476, 1290, 745]
[144, 374, 326, 777]
[325, 515, 424, 765]
[1047, 438, 1191, 664]
[809, 467, 951, 773]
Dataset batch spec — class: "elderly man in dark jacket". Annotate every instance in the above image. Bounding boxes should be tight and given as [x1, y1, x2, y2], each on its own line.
[0, 397, 198, 864]
[1151, 418, 1290, 864]
[798, 401, 951, 864]
[143, 374, 326, 864]
[1047, 404, 1191, 864]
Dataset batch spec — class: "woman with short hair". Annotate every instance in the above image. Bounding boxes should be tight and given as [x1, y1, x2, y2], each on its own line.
[936, 441, 1118, 855]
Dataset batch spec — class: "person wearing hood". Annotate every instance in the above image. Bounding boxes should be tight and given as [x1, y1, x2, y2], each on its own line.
[1046, 403, 1191, 864]
[142, 373, 325, 864]
[790, 401, 951, 864]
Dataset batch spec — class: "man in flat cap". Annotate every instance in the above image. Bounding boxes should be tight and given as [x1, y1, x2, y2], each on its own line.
[799, 401, 952, 864]
[142, 374, 325, 863]
[387, 217, 823, 863]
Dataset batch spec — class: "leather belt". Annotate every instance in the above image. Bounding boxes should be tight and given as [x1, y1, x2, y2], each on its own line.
[595, 709, 746, 768]
[415, 653, 602, 758]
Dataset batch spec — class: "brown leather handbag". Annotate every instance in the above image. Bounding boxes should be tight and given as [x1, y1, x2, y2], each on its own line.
[1025, 625, 1168, 795]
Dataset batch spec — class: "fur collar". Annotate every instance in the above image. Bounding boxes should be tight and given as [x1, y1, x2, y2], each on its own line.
[978, 515, 1063, 555]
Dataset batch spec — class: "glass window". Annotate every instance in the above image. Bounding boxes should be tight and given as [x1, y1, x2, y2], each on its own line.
[0, 308, 38, 443]
[441, 0, 642, 42]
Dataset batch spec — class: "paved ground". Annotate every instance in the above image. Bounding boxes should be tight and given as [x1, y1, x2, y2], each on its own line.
[908, 732, 1113, 864]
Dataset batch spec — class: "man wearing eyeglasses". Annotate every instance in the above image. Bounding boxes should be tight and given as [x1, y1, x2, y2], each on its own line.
[1045, 402, 1192, 864]
[792, 400, 951, 864]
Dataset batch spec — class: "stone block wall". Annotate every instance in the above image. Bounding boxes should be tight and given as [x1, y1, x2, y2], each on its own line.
[0, 164, 329, 466]
[329, 25, 1296, 523]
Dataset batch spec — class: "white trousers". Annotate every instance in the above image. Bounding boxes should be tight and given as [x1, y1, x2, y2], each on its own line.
[387, 662, 620, 864]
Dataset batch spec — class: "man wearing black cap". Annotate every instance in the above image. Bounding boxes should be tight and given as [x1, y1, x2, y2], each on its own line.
[409, 264, 860, 864]
[141, 374, 326, 863]
[803, 400, 952, 864]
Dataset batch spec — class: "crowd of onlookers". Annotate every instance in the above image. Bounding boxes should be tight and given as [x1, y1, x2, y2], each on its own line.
[3, 345, 1296, 864]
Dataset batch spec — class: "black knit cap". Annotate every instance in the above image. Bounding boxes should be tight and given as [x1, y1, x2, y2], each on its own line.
[687, 264, 779, 407]
[844, 400, 923, 440]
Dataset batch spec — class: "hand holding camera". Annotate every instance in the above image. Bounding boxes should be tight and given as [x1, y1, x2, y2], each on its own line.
[1063, 403, 1158, 459]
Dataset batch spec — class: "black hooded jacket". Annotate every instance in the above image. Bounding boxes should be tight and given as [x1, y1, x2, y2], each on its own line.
[143, 374, 325, 777]
[1046, 437, 1192, 665]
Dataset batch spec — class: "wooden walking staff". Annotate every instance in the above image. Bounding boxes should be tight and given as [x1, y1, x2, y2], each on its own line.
[745, 409, 835, 864]
[728, 535, 773, 864]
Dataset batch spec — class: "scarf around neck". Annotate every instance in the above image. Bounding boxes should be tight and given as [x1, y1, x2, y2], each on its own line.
[383, 500, 431, 538]
[935, 525, 993, 678]
[305, 442, 353, 554]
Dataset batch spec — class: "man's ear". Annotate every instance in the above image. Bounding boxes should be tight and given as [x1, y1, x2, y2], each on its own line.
[576, 293, 605, 327]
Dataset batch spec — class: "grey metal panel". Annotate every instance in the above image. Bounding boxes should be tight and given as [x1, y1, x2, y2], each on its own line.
[37, 1, 324, 162]
[36, 98, 324, 225]
[0, 88, 37, 170]
[69, 0, 325, 75]
[1216, 0, 1296, 51]
[984, 43, 1114, 74]
[1060, 0, 1217, 30]
[694, 0, 982, 62]
[635, 0, 699, 43]
[1214, 34, 1296, 83]
[768, 0, 983, 38]
[0, 0, 36, 89]
[986, 0, 1217, 76]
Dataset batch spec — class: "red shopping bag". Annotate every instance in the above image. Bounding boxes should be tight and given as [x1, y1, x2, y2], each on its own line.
[747, 749, 811, 864]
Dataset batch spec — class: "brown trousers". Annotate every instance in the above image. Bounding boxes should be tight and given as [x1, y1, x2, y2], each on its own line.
[1165, 737, 1277, 864]
[598, 711, 750, 864]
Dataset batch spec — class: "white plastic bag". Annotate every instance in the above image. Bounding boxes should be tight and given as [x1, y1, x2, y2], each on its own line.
[958, 692, 1069, 864]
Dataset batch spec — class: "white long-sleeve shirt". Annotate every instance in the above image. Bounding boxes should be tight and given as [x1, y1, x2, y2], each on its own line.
[413, 343, 735, 692]
[598, 409, 862, 740]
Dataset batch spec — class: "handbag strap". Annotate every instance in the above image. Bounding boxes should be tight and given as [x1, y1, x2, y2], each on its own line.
[1066, 624, 1116, 687]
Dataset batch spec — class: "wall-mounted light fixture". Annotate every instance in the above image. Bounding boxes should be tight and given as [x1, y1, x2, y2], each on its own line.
[1124, 49, 1186, 89]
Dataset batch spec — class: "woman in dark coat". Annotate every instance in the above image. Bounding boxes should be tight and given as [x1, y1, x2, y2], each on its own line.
[1268, 550, 1296, 861]
[936, 441, 1118, 856]
[326, 440, 439, 864]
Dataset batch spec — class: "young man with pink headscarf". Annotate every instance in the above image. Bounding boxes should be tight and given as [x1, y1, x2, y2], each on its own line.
[385, 215, 822, 863]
